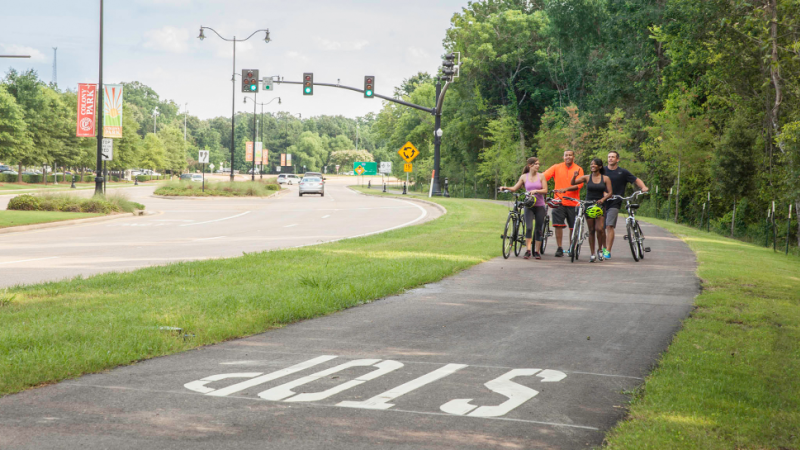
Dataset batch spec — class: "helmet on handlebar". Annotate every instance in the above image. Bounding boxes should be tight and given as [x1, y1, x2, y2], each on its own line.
[523, 194, 537, 208]
[546, 197, 562, 208]
[586, 204, 604, 218]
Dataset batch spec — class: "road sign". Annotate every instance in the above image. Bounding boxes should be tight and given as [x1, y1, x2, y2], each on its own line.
[101, 139, 113, 161]
[198, 150, 209, 164]
[379, 161, 392, 174]
[353, 162, 377, 176]
[209, 164, 215, 170]
[398, 142, 419, 163]
[404, 163, 413, 173]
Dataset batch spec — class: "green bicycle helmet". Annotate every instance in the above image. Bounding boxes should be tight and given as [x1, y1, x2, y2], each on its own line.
[586, 204, 604, 218]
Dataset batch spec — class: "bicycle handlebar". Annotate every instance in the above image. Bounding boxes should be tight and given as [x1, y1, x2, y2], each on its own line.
[608, 191, 648, 202]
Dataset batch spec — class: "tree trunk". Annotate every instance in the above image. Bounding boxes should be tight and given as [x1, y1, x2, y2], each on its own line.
[731, 196, 736, 238]
[674, 156, 681, 223]
[17, 163, 22, 183]
[796, 200, 800, 248]
[767, 0, 781, 184]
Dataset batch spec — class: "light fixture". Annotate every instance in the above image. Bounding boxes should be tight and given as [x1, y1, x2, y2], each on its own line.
[264, 30, 271, 43]
[198, 28, 206, 41]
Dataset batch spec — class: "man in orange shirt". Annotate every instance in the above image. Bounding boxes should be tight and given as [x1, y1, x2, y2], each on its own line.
[543, 150, 584, 257]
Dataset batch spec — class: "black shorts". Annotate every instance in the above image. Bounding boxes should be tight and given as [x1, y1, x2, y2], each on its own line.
[552, 205, 577, 228]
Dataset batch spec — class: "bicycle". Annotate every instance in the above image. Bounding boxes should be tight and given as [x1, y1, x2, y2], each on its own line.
[562, 196, 599, 263]
[608, 191, 650, 261]
[540, 192, 559, 255]
[499, 190, 528, 259]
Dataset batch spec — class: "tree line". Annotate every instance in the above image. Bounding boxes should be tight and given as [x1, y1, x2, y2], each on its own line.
[0, 69, 383, 179]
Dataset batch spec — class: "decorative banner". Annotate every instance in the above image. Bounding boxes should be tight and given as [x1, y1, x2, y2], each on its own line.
[286, 153, 292, 166]
[76, 83, 97, 137]
[103, 84, 124, 138]
[280, 153, 286, 166]
[255, 142, 263, 162]
[246, 142, 254, 162]
[262, 147, 269, 165]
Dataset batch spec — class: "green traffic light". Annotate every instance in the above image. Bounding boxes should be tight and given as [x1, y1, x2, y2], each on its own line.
[250, 85, 257, 91]
[366, 90, 373, 97]
[304, 87, 312, 94]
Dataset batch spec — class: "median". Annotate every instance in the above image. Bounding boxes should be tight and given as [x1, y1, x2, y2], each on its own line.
[153, 179, 280, 197]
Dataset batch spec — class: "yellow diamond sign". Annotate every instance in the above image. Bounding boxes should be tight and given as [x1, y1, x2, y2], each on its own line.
[398, 142, 419, 163]
[355, 165, 365, 175]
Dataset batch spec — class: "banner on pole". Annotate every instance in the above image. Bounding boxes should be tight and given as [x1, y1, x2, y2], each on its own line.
[262, 147, 269, 165]
[76, 83, 97, 137]
[102, 84, 124, 138]
[246, 142, 254, 162]
[286, 154, 292, 166]
[280, 153, 286, 166]
[255, 142, 263, 161]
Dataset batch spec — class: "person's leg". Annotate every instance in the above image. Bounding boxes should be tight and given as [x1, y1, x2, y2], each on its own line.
[533, 206, 545, 254]
[596, 218, 606, 258]
[565, 205, 577, 252]
[555, 227, 564, 248]
[524, 207, 534, 255]
[552, 205, 567, 252]
[587, 217, 596, 255]
[605, 208, 619, 253]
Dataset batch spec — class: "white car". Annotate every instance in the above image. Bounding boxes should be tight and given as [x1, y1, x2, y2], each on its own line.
[299, 177, 324, 197]
[277, 174, 301, 185]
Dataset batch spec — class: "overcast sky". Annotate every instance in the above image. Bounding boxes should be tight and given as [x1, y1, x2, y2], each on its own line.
[1, 0, 469, 120]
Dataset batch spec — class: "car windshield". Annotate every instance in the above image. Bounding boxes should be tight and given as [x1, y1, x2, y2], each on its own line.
[304, 178, 321, 183]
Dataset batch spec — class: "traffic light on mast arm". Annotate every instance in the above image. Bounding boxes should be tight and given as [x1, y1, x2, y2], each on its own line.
[364, 76, 375, 98]
[441, 54, 456, 80]
[303, 73, 313, 95]
[242, 69, 259, 93]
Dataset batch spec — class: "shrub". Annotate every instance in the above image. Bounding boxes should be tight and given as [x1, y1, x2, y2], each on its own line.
[21, 174, 41, 183]
[7, 194, 41, 211]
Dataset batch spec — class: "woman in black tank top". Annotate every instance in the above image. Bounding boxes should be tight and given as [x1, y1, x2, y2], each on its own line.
[570, 158, 612, 262]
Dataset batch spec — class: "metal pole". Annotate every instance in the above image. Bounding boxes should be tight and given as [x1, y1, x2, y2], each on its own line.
[787, 204, 792, 255]
[260, 104, 264, 179]
[252, 91, 256, 181]
[766, 207, 771, 247]
[230, 38, 236, 183]
[773, 201, 777, 252]
[431, 80, 442, 197]
[202, 162, 205, 193]
[103, 160, 107, 194]
[94, 0, 105, 196]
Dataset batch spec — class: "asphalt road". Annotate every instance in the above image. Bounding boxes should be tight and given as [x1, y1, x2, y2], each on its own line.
[0, 179, 439, 288]
[0, 213, 699, 449]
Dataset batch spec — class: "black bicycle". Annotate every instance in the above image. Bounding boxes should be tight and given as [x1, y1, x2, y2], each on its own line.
[563, 196, 599, 263]
[499, 190, 527, 259]
[608, 191, 650, 261]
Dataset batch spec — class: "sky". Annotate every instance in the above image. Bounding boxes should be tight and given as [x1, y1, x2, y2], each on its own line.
[1, 0, 470, 120]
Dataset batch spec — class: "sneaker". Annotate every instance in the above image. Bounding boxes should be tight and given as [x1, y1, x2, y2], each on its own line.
[598, 252, 604, 262]
[523, 250, 531, 260]
[534, 252, 541, 260]
[590, 255, 597, 263]
[555, 247, 564, 257]
[602, 248, 610, 259]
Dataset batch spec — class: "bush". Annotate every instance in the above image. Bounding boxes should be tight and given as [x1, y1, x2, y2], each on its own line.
[0, 173, 17, 182]
[21, 174, 41, 183]
[7, 194, 41, 211]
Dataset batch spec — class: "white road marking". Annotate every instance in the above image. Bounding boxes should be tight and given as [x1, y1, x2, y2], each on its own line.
[322, 215, 330, 219]
[180, 211, 251, 227]
[0, 256, 59, 266]
[184, 373, 263, 394]
[194, 236, 226, 241]
[338, 363, 467, 410]
[283, 360, 404, 403]
[205, 356, 337, 397]
[284, 224, 298, 228]
[154, 219, 195, 222]
[259, 359, 383, 401]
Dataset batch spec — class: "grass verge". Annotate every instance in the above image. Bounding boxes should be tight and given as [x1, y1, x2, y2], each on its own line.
[0, 182, 135, 192]
[6, 192, 144, 214]
[154, 179, 280, 197]
[605, 217, 800, 449]
[0, 189, 506, 396]
[0, 210, 104, 228]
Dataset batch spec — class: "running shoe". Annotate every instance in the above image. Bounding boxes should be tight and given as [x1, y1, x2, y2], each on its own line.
[598, 252, 604, 262]
[534, 252, 541, 260]
[523, 250, 532, 260]
[590, 255, 597, 263]
[555, 247, 564, 257]
[602, 248, 611, 259]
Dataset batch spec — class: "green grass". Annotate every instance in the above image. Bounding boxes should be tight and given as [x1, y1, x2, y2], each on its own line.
[0, 182, 136, 192]
[0, 190, 506, 396]
[605, 217, 800, 450]
[154, 179, 280, 197]
[0, 210, 103, 228]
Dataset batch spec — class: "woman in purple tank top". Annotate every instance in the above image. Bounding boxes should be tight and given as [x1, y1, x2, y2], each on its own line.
[499, 157, 548, 259]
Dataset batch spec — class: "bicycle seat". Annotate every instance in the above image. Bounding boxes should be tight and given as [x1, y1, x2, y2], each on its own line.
[629, 204, 640, 210]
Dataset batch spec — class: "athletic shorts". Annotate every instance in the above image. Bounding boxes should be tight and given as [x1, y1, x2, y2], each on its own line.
[552, 205, 577, 228]
[605, 207, 620, 228]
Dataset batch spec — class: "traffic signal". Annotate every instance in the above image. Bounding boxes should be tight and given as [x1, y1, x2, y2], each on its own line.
[364, 76, 375, 98]
[303, 73, 313, 95]
[441, 54, 456, 80]
[263, 77, 273, 91]
[242, 69, 259, 93]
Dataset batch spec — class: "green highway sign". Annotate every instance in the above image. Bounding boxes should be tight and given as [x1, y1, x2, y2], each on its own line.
[353, 161, 377, 176]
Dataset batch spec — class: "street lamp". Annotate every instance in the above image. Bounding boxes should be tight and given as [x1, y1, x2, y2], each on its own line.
[153, 106, 159, 133]
[244, 96, 281, 179]
[198, 26, 271, 182]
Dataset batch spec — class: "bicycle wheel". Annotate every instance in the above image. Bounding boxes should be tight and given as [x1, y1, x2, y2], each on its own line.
[570, 220, 582, 263]
[635, 221, 645, 260]
[514, 213, 526, 257]
[627, 221, 640, 262]
[502, 215, 514, 259]
[541, 216, 550, 254]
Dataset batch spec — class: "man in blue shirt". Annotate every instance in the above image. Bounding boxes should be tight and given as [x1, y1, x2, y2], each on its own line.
[603, 151, 649, 259]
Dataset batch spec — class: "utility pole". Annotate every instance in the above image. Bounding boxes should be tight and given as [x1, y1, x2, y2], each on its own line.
[94, 0, 104, 196]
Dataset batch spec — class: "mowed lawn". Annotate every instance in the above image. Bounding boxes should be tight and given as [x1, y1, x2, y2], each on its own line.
[605, 217, 800, 449]
[0, 210, 103, 228]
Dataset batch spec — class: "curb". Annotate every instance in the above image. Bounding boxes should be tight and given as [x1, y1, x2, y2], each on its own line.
[150, 187, 285, 201]
[0, 211, 151, 235]
[347, 186, 448, 216]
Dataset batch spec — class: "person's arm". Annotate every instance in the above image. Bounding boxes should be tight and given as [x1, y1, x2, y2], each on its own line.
[535, 174, 548, 194]
[570, 171, 589, 186]
[598, 175, 613, 204]
[635, 178, 649, 192]
[500, 175, 525, 192]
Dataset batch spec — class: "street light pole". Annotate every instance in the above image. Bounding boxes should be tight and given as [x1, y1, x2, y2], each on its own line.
[198, 26, 271, 183]
[252, 90, 257, 181]
[94, 0, 105, 196]
[244, 96, 280, 180]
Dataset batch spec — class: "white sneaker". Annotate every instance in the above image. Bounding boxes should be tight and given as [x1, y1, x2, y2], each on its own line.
[590, 255, 597, 263]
